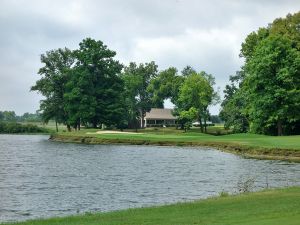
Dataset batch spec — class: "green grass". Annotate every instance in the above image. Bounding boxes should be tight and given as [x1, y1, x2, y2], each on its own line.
[57, 128, 300, 150]
[3, 187, 300, 225]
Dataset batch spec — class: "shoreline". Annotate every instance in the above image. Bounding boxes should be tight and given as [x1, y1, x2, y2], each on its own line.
[1, 186, 300, 225]
[50, 133, 300, 162]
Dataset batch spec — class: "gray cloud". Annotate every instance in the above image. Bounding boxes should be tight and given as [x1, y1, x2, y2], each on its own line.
[0, 0, 299, 115]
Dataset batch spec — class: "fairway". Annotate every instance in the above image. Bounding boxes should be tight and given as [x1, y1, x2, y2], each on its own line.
[3, 187, 300, 225]
[89, 132, 300, 149]
[54, 128, 300, 149]
[50, 128, 300, 161]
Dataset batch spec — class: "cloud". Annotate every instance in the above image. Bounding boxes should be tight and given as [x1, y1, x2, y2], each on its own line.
[0, 0, 299, 115]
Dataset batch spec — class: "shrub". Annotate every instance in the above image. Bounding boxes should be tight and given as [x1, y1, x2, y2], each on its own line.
[0, 122, 49, 133]
[237, 176, 255, 193]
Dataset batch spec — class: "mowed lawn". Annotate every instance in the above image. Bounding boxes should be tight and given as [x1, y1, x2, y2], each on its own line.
[58, 128, 300, 150]
[3, 187, 300, 225]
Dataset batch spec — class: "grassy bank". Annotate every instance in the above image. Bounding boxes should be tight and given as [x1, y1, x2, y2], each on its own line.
[3, 187, 300, 225]
[51, 128, 300, 161]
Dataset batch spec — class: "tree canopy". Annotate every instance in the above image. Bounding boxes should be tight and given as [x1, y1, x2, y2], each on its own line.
[177, 71, 216, 132]
[122, 61, 158, 128]
[32, 38, 125, 130]
[64, 38, 124, 129]
[147, 67, 184, 106]
[244, 35, 300, 135]
[221, 11, 300, 135]
[31, 48, 74, 131]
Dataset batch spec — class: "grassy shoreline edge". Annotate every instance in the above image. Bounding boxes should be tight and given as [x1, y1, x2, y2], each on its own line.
[2, 186, 300, 225]
[50, 133, 300, 162]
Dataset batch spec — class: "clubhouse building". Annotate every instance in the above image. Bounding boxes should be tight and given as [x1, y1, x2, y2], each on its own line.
[144, 108, 177, 127]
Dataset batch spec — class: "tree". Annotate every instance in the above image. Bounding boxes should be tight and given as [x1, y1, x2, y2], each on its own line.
[64, 38, 124, 129]
[220, 71, 249, 133]
[181, 65, 197, 77]
[244, 35, 300, 135]
[147, 67, 184, 107]
[240, 12, 300, 62]
[178, 107, 197, 132]
[122, 61, 158, 128]
[221, 11, 300, 135]
[1, 111, 17, 122]
[31, 48, 74, 131]
[177, 72, 216, 132]
[20, 112, 42, 122]
[220, 89, 249, 133]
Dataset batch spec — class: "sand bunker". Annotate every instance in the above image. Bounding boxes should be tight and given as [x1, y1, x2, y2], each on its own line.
[86, 130, 143, 135]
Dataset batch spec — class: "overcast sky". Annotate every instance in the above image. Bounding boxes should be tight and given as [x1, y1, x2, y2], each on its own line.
[0, 0, 299, 115]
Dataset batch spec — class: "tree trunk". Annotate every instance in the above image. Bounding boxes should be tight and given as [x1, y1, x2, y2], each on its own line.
[199, 119, 204, 133]
[133, 118, 138, 132]
[277, 120, 283, 136]
[140, 110, 144, 128]
[180, 123, 184, 130]
[55, 119, 58, 132]
[198, 113, 204, 133]
[67, 124, 71, 132]
[204, 115, 207, 133]
[78, 119, 80, 131]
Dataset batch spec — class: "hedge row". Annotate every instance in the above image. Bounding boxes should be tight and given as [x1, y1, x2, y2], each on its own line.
[0, 122, 49, 133]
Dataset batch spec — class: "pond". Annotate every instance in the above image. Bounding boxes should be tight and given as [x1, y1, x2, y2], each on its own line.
[0, 135, 299, 222]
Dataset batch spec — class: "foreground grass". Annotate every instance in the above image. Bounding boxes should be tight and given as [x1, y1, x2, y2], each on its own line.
[3, 187, 300, 225]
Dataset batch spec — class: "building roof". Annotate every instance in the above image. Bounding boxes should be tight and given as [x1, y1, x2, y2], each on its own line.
[145, 108, 177, 120]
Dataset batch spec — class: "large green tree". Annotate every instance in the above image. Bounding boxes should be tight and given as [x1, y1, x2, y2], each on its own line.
[221, 11, 300, 135]
[64, 38, 124, 129]
[122, 61, 158, 128]
[244, 35, 300, 135]
[31, 48, 74, 131]
[177, 72, 216, 132]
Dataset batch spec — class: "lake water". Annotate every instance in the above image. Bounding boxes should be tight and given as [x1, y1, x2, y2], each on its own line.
[0, 135, 299, 222]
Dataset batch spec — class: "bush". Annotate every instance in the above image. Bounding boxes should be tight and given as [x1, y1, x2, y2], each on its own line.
[237, 176, 255, 193]
[0, 122, 49, 133]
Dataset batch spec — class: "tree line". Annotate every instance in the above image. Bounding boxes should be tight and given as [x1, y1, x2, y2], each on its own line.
[33, 11, 300, 136]
[0, 122, 47, 134]
[0, 111, 42, 122]
[32, 38, 218, 132]
[220, 12, 300, 136]
[0, 111, 47, 133]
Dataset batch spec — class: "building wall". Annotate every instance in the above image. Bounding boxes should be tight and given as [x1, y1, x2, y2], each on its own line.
[145, 119, 177, 127]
